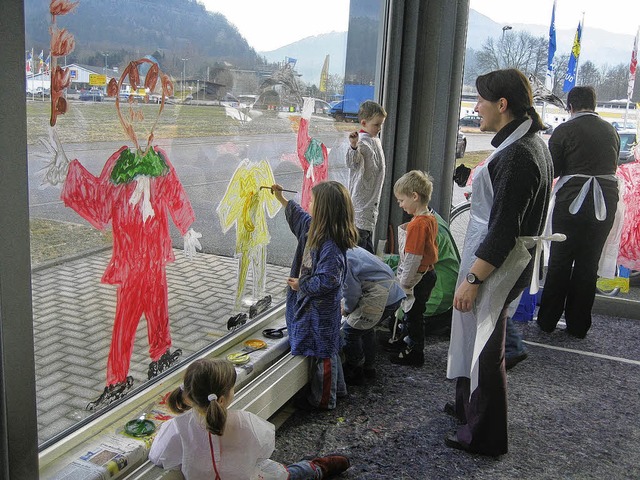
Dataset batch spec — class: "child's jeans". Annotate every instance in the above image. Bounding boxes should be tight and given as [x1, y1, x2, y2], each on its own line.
[342, 300, 402, 368]
[286, 460, 323, 480]
[256, 458, 322, 480]
[305, 354, 346, 409]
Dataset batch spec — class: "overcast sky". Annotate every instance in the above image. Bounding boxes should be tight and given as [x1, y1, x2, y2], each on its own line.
[200, 1, 639, 51]
[200, 0, 350, 51]
[470, 0, 639, 37]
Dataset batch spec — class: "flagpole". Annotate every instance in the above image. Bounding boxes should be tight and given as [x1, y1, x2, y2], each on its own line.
[575, 13, 585, 86]
[543, 0, 557, 128]
[624, 27, 639, 126]
[31, 48, 35, 100]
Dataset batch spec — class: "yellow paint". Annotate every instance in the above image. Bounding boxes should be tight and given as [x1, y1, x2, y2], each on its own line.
[596, 277, 630, 294]
[217, 159, 282, 309]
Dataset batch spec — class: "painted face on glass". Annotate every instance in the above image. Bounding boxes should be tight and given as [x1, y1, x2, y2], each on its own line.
[110, 58, 173, 154]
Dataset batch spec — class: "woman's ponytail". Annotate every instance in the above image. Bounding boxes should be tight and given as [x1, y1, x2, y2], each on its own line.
[526, 105, 547, 132]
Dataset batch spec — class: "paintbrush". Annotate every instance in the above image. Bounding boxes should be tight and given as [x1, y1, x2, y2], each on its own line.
[260, 186, 297, 194]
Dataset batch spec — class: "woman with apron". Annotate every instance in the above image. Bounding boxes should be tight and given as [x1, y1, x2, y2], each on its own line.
[445, 69, 554, 456]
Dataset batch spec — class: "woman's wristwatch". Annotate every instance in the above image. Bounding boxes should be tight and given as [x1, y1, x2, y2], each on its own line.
[466, 272, 484, 285]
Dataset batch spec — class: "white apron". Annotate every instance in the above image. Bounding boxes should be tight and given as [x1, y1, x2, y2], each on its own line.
[542, 111, 625, 278]
[396, 221, 425, 312]
[543, 173, 624, 279]
[446, 120, 535, 395]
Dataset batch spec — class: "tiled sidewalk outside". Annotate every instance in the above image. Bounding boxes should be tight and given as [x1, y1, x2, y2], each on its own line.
[31, 249, 290, 444]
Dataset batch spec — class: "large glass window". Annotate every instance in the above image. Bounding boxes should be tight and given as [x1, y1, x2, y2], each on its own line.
[25, 0, 385, 446]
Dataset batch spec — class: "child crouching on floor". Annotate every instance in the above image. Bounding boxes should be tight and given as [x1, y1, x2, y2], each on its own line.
[341, 246, 405, 385]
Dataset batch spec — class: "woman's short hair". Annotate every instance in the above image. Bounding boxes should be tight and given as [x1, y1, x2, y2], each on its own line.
[567, 86, 596, 112]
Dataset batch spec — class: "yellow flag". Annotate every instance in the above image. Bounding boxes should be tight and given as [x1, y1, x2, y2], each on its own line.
[319, 55, 329, 93]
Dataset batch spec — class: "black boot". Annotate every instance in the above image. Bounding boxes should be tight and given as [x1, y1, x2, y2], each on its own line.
[389, 344, 424, 366]
[148, 348, 182, 380]
[86, 376, 134, 410]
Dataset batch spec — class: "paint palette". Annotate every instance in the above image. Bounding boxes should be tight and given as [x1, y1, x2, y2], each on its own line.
[226, 339, 267, 365]
[124, 418, 156, 437]
[244, 339, 267, 349]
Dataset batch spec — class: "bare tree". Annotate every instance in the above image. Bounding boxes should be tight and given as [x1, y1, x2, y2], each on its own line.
[551, 53, 569, 97]
[599, 64, 629, 100]
[577, 60, 603, 90]
[475, 31, 548, 76]
[326, 73, 344, 97]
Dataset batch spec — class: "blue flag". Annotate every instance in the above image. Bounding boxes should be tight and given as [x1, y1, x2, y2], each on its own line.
[545, 0, 557, 90]
[563, 20, 583, 93]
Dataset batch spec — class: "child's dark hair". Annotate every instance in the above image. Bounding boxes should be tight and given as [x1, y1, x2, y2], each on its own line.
[167, 359, 237, 436]
[394, 170, 433, 205]
[358, 100, 387, 122]
[307, 181, 359, 251]
[475, 68, 546, 132]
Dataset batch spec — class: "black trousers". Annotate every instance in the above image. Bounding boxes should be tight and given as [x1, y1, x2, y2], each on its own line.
[454, 287, 522, 456]
[537, 192, 616, 337]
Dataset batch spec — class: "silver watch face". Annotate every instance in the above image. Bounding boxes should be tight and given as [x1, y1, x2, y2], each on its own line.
[467, 273, 480, 284]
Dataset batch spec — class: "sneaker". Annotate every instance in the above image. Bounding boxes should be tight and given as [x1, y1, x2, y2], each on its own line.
[381, 335, 406, 352]
[505, 352, 528, 370]
[343, 365, 365, 386]
[311, 455, 350, 478]
[86, 376, 134, 410]
[389, 345, 424, 366]
[363, 367, 377, 380]
[443, 401, 456, 417]
[293, 393, 320, 411]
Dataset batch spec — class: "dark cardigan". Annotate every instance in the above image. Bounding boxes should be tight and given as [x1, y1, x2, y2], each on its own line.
[474, 118, 554, 289]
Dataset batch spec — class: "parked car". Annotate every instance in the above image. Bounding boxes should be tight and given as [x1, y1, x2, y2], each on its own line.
[28, 87, 50, 97]
[618, 129, 637, 165]
[456, 130, 467, 158]
[611, 121, 637, 131]
[220, 92, 240, 108]
[312, 99, 331, 115]
[459, 114, 482, 127]
[79, 88, 104, 101]
[237, 95, 258, 109]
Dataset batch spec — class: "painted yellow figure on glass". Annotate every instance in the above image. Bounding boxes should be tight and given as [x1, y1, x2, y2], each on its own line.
[217, 159, 281, 311]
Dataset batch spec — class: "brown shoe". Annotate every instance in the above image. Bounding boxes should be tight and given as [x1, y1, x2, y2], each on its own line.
[311, 455, 350, 477]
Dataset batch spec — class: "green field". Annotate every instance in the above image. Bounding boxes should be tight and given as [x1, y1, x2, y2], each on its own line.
[25, 99, 355, 145]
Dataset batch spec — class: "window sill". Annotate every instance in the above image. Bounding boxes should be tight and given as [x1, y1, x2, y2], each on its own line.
[39, 305, 308, 479]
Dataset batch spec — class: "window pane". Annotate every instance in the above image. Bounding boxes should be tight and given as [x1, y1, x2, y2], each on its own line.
[26, 0, 384, 446]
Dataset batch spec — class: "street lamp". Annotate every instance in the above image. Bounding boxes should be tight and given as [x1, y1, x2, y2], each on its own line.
[501, 25, 512, 41]
[102, 52, 109, 74]
[181, 58, 189, 97]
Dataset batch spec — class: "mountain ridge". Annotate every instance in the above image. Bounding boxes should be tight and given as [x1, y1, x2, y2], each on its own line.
[260, 9, 636, 85]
